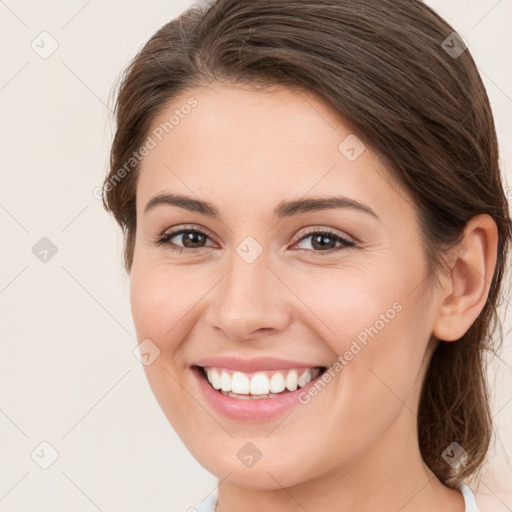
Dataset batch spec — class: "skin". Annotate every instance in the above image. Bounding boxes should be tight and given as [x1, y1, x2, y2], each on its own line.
[129, 83, 498, 511]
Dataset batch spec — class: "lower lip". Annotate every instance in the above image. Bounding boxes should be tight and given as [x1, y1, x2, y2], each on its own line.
[191, 366, 326, 421]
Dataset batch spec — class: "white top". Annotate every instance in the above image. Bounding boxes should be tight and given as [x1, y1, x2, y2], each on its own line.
[193, 483, 478, 511]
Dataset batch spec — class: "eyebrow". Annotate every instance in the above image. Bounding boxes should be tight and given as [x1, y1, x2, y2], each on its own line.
[144, 193, 380, 221]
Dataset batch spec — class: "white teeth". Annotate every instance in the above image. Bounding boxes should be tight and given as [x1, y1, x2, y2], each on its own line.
[285, 369, 298, 391]
[298, 368, 311, 388]
[232, 371, 250, 394]
[204, 367, 321, 397]
[269, 372, 285, 393]
[220, 371, 231, 392]
[250, 373, 270, 395]
[208, 368, 221, 390]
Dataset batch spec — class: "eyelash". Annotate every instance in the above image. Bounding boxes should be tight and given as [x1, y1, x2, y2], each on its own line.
[153, 225, 355, 256]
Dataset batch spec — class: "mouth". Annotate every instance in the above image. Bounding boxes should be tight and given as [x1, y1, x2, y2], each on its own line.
[193, 365, 328, 400]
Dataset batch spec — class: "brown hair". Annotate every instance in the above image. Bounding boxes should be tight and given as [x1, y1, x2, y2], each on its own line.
[102, 0, 511, 488]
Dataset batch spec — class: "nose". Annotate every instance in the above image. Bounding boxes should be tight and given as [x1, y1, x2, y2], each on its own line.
[203, 252, 292, 341]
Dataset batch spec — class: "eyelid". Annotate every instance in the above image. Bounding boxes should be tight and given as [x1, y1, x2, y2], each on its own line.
[159, 224, 216, 241]
[294, 225, 355, 244]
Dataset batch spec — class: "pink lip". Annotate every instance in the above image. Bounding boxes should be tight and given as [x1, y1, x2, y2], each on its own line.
[192, 355, 324, 372]
[191, 365, 327, 422]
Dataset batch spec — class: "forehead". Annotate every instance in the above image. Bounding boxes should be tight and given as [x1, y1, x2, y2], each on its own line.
[136, 84, 412, 225]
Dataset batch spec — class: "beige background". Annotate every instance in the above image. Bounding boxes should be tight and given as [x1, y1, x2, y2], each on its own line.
[1, 0, 511, 510]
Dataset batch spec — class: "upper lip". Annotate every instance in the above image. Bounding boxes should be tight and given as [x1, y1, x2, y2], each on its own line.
[192, 356, 326, 373]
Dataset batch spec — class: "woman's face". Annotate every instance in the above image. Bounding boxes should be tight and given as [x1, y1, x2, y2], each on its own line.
[130, 84, 442, 489]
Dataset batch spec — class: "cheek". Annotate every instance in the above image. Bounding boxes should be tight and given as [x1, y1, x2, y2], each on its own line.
[290, 263, 430, 406]
[129, 262, 207, 350]
[129, 263, 204, 428]
[282, 262, 403, 352]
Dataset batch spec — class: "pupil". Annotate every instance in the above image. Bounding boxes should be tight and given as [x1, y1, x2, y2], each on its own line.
[312, 234, 335, 250]
[184, 232, 205, 248]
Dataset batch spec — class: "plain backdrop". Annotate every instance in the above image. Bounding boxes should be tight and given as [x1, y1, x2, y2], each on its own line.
[1, 1, 511, 510]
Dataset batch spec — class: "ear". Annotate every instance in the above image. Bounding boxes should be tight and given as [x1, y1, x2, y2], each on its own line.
[432, 214, 498, 342]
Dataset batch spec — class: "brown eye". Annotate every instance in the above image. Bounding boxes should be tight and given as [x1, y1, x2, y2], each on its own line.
[294, 229, 355, 255]
[154, 227, 214, 252]
[174, 230, 208, 249]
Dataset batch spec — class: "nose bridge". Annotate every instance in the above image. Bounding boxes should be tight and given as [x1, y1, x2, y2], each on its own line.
[206, 243, 291, 339]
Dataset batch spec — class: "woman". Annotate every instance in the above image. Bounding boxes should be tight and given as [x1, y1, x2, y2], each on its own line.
[102, 1, 511, 510]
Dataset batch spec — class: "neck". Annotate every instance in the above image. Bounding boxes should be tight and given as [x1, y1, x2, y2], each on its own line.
[215, 407, 465, 512]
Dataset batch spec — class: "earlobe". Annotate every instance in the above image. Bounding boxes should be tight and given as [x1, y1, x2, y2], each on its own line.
[432, 214, 498, 342]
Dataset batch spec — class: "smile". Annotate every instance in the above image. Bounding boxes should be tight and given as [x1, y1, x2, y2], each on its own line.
[190, 359, 330, 421]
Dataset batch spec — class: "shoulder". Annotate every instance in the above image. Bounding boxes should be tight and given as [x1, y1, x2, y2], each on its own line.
[474, 490, 512, 512]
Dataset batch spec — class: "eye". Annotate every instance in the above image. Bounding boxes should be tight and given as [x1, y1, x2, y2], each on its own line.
[152, 225, 355, 256]
[292, 228, 355, 255]
[153, 226, 215, 253]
